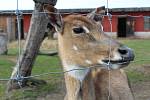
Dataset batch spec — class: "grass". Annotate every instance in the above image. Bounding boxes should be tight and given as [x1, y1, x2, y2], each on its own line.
[120, 39, 150, 83]
[0, 39, 150, 99]
[0, 40, 62, 100]
[0, 53, 62, 100]
[127, 70, 150, 83]
[121, 39, 150, 66]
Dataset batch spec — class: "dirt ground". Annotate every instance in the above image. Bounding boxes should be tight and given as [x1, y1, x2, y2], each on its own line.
[132, 81, 150, 100]
[36, 82, 66, 100]
[132, 65, 150, 100]
[5, 61, 149, 99]
[36, 80, 150, 100]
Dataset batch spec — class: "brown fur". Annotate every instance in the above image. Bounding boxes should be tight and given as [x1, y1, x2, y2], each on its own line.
[93, 69, 134, 100]
[58, 15, 121, 67]
[57, 15, 134, 100]
[45, 5, 134, 100]
[64, 71, 95, 100]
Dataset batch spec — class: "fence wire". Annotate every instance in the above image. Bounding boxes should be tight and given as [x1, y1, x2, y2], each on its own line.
[0, 58, 150, 80]
[0, 8, 150, 83]
[0, 2, 150, 100]
[1, 11, 149, 80]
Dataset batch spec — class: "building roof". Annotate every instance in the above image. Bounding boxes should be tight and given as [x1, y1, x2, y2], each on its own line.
[59, 7, 150, 13]
[0, 7, 150, 15]
[110, 7, 150, 12]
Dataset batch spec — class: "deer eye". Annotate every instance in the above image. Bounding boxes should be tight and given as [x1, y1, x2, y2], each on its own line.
[73, 27, 85, 34]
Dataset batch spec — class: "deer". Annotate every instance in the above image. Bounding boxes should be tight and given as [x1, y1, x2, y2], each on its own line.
[45, 5, 135, 100]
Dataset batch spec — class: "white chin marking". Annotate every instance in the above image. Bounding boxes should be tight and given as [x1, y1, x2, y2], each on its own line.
[63, 63, 89, 82]
[112, 52, 122, 61]
[110, 64, 120, 69]
[97, 59, 104, 64]
[98, 59, 121, 69]
[73, 45, 78, 51]
[85, 59, 92, 64]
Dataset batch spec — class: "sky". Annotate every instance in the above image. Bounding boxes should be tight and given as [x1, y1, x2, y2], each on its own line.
[0, 0, 149, 10]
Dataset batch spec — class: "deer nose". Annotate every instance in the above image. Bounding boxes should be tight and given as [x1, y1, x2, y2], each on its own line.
[118, 46, 135, 61]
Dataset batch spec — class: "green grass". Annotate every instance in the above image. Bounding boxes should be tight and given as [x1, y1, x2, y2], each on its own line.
[0, 48, 62, 99]
[0, 39, 150, 99]
[127, 70, 150, 83]
[120, 39, 150, 83]
[121, 39, 150, 66]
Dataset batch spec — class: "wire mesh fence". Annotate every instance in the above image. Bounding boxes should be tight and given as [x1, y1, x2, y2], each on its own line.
[0, 38, 150, 100]
[0, 2, 150, 99]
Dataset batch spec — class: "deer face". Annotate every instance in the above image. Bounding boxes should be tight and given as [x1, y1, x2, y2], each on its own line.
[45, 5, 134, 70]
[58, 15, 134, 70]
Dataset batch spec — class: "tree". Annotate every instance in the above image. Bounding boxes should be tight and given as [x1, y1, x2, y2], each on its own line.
[7, 0, 57, 91]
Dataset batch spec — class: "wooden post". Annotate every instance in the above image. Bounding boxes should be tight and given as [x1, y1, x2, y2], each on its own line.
[7, 17, 15, 41]
[7, 0, 57, 91]
[0, 34, 8, 55]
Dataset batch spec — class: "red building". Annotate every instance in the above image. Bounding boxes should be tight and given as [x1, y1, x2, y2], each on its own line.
[103, 7, 150, 38]
[0, 7, 150, 41]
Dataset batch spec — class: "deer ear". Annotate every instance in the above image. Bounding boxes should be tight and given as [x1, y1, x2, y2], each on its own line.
[44, 5, 63, 33]
[87, 6, 105, 22]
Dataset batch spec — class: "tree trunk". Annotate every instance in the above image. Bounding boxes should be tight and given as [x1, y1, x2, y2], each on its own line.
[7, 0, 57, 91]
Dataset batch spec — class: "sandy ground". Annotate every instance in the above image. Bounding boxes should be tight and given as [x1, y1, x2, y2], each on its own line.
[36, 80, 150, 100]
[132, 81, 150, 100]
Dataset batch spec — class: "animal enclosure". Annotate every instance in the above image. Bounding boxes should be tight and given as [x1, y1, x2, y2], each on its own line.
[0, 39, 150, 100]
[0, 0, 150, 100]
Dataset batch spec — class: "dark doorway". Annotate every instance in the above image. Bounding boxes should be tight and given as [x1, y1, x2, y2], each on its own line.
[117, 17, 127, 37]
[15, 19, 24, 39]
[126, 17, 135, 37]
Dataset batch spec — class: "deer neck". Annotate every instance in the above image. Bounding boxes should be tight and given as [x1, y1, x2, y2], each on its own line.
[63, 62, 90, 82]
[58, 33, 95, 100]
[64, 66, 95, 100]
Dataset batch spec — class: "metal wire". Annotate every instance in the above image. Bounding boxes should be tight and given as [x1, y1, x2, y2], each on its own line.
[0, 59, 150, 81]
[0, 67, 89, 81]
[0, 11, 149, 82]
[0, 2, 150, 100]
[0, 1, 149, 99]
[106, 0, 112, 99]
[16, 0, 22, 78]
[0, 6, 150, 82]
[14, 0, 25, 99]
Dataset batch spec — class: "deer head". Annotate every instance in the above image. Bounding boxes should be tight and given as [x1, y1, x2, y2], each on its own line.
[45, 5, 134, 72]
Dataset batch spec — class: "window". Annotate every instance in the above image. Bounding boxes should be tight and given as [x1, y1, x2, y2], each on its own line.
[144, 16, 150, 30]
